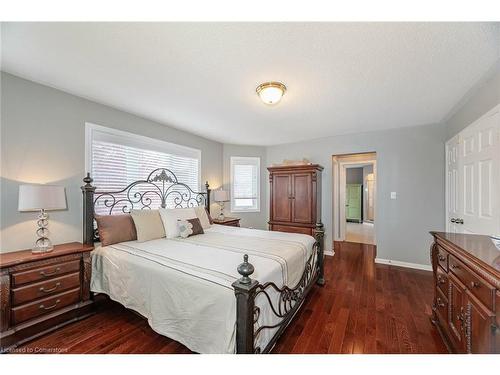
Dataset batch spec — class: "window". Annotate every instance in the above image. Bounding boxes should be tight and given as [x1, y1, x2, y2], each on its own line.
[230, 156, 260, 212]
[86, 123, 201, 215]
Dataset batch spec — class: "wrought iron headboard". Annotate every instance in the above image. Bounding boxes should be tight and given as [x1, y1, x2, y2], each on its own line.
[81, 168, 211, 244]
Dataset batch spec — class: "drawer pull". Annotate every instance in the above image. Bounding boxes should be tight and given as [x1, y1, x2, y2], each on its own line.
[40, 267, 61, 277]
[438, 255, 446, 262]
[437, 298, 445, 307]
[437, 276, 446, 284]
[39, 282, 61, 293]
[39, 299, 60, 310]
[450, 264, 460, 270]
[470, 281, 479, 289]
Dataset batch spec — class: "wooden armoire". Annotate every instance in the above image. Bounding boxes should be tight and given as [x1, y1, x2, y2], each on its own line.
[268, 164, 323, 236]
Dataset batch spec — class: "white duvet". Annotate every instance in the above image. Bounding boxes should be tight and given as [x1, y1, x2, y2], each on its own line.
[91, 224, 316, 353]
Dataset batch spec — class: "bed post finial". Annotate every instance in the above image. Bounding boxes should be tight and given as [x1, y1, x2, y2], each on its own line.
[237, 254, 255, 285]
[314, 222, 325, 286]
[81, 173, 96, 246]
[232, 254, 259, 353]
[205, 181, 211, 213]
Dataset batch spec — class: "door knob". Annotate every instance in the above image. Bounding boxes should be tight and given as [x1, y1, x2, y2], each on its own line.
[451, 218, 456, 223]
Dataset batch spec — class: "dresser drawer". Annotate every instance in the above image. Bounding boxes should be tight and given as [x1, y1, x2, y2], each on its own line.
[271, 224, 312, 235]
[12, 272, 80, 306]
[12, 260, 80, 287]
[436, 265, 448, 296]
[449, 255, 495, 311]
[437, 246, 448, 271]
[11, 287, 81, 325]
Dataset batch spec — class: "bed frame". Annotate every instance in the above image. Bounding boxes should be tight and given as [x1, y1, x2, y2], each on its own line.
[81, 167, 325, 354]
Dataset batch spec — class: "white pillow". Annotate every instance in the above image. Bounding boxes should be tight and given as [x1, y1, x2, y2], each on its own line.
[194, 206, 211, 229]
[159, 207, 197, 238]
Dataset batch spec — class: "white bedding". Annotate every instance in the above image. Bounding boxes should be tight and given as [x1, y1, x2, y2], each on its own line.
[91, 224, 316, 353]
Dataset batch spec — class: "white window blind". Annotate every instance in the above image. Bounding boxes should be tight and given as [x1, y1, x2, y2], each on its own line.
[86, 124, 201, 215]
[230, 156, 260, 212]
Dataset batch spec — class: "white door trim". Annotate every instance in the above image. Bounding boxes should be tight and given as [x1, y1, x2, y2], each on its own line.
[332, 154, 377, 245]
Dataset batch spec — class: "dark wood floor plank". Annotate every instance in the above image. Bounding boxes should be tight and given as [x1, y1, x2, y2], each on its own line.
[16, 241, 447, 354]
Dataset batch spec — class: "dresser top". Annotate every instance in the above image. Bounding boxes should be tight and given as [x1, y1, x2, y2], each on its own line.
[0, 242, 93, 268]
[267, 164, 324, 171]
[431, 232, 500, 275]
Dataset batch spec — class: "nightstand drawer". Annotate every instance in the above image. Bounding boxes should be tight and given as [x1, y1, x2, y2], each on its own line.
[12, 272, 80, 306]
[11, 287, 81, 325]
[12, 260, 80, 287]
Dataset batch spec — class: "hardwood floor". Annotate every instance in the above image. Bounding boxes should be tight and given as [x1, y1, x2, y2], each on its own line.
[15, 241, 447, 354]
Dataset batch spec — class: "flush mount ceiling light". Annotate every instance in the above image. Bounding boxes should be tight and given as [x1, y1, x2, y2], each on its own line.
[256, 82, 286, 105]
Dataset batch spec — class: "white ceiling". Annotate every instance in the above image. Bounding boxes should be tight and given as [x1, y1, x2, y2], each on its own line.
[2, 22, 499, 146]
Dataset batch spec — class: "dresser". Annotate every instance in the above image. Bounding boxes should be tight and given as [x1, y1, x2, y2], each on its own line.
[268, 164, 323, 236]
[0, 242, 94, 352]
[430, 232, 499, 353]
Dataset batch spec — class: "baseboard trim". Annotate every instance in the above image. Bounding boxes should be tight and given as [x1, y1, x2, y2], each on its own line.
[375, 258, 432, 271]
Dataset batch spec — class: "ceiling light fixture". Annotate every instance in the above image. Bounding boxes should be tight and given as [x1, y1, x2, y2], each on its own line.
[256, 82, 286, 105]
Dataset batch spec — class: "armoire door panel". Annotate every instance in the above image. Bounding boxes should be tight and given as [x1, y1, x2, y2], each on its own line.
[272, 174, 292, 222]
[268, 164, 323, 234]
[292, 173, 313, 223]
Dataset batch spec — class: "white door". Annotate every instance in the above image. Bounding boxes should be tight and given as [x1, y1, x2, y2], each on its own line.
[447, 105, 500, 236]
[446, 135, 460, 233]
[458, 107, 500, 235]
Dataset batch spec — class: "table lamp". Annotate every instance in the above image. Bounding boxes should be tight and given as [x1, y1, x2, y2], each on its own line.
[213, 190, 229, 220]
[18, 184, 67, 253]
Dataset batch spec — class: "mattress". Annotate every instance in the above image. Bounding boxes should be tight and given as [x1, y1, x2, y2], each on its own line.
[90, 224, 316, 353]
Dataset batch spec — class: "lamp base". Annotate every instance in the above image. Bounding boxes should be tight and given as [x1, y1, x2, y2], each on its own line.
[218, 202, 226, 221]
[32, 237, 54, 254]
[32, 210, 54, 253]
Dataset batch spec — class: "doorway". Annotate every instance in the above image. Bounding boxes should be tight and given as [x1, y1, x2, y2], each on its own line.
[332, 152, 377, 247]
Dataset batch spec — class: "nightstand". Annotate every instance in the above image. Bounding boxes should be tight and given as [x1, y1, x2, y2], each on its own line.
[212, 217, 241, 227]
[0, 242, 94, 352]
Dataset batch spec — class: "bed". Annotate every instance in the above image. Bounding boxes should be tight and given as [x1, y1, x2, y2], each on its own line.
[81, 168, 325, 353]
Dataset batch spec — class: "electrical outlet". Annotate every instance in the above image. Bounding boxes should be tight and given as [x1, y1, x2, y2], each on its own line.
[390, 192, 397, 200]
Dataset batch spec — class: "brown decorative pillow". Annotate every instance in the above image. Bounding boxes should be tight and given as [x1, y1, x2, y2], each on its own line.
[95, 214, 137, 246]
[178, 218, 204, 238]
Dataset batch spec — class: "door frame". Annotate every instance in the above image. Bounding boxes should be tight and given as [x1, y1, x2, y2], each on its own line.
[332, 153, 377, 245]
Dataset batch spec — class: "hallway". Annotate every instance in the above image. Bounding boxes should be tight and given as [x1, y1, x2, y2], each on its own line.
[345, 222, 375, 245]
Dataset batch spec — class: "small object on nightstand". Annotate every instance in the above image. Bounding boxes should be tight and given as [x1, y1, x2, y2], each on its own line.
[18, 184, 67, 253]
[213, 190, 230, 220]
[212, 216, 241, 227]
[0, 242, 94, 353]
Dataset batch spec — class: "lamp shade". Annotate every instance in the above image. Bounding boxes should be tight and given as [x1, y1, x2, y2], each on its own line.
[214, 190, 229, 202]
[18, 184, 67, 211]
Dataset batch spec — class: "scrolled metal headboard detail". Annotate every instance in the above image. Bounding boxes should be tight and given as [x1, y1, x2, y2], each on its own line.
[81, 168, 211, 244]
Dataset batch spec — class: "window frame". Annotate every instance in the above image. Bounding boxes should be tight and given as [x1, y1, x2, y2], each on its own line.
[85, 122, 202, 191]
[230, 156, 261, 213]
